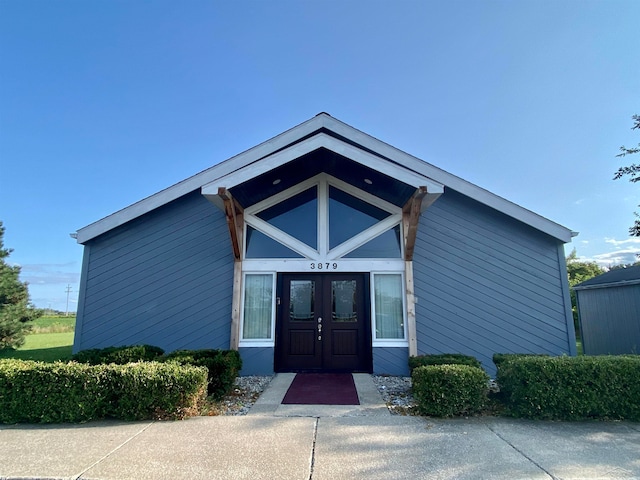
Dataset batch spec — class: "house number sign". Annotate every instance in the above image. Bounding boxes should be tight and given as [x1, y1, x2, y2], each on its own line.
[309, 262, 339, 270]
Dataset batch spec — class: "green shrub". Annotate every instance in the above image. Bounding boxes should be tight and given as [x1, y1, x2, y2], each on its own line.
[163, 349, 242, 399]
[492, 353, 550, 368]
[412, 364, 489, 417]
[72, 344, 165, 365]
[0, 359, 108, 423]
[0, 359, 207, 423]
[409, 353, 482, 374]
[496, 355, 640, 420]
[106, 362, 208, 420]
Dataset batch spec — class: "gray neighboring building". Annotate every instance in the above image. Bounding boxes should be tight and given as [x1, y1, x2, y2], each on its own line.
[575, 266, 640, 355]
[72, 113, 577, 376]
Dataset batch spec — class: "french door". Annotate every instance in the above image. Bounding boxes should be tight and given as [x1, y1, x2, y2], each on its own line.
[275, 273, 372, 372]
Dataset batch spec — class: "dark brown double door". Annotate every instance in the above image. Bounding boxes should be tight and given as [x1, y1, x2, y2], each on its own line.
[275, 273, 372, 373]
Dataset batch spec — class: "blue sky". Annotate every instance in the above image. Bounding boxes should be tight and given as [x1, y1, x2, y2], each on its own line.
[1, 0, 639, 311]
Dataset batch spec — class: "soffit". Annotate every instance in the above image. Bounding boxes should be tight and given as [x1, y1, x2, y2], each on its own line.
[228, 148, 417, 209]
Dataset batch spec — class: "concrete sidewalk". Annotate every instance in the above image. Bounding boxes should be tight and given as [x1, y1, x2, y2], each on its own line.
[1, 374, 639, 480]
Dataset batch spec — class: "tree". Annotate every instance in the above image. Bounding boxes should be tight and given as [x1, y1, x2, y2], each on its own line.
[566, 249, 604, 334]
[0, 221, 41, 349]
[613, 114, 640, 237]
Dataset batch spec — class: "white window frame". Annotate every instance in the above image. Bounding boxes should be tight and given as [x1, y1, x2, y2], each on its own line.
[239, 272, 276, 347]
[371, 272, 408, 347]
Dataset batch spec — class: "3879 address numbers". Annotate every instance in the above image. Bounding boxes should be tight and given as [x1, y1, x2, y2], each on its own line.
[310, 262, 338, 270]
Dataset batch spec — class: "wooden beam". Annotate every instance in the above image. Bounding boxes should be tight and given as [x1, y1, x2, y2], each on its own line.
[402, 186, 427, 261]
[405, 260, 418, 357]
[229, 260, 242, 350]
[218, 187, 244, 260]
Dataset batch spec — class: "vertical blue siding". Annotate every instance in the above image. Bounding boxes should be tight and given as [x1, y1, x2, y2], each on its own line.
[577, 284, 640, 355]
[74, 191, 234, 353]
[373, 347, 409, 376]
[413, 190, 573, 376]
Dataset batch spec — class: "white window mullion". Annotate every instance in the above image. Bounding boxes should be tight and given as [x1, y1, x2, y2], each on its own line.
[318, 178, 329, 257]
[245, 216, 318, 259]
[328, 214, 402, 260]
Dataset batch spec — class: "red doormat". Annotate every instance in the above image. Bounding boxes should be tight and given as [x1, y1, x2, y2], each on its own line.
[281, 373, 360, 405]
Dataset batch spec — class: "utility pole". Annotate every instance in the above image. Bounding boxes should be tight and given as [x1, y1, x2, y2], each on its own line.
[65, 284, 72, 316]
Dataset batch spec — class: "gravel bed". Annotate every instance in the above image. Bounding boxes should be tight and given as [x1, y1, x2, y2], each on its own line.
[207, 374, 417, 416]
[372, 375, 418, 415]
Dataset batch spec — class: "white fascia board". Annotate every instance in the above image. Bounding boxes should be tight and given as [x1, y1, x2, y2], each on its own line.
[202, 133, 444, 196]
[75, 112, 572, 244]
[75, 115, 329, 244]
[574, 279, 640, 291]
[321, 116, 574, 243]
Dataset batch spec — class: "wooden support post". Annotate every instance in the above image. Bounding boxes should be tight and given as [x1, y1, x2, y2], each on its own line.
[230, 260, 242, 350]
[402, 186, 427, 261]
[218, 188, 244, 350]
[405, 260, 418, 357]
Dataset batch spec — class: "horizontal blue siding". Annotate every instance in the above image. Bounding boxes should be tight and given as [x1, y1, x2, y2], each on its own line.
[414, 190, 573, 376]
[577, 285, 640, 355]
[74, 191, 233, 353]
[373, 347, 409, 376]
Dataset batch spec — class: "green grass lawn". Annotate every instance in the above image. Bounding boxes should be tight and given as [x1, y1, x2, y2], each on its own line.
[0, 331, 74, 362]
[31, 315, 76, 333]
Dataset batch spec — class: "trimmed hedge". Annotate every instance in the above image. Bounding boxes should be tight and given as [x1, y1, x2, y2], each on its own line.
[163, 349, 242, 400]
[72, 345, 165, 365]
[412, 364, 489, 417]
[496, 355, 640, 420]
[0, 359, 207, 423]
[409, 353, 482, 374]
[492, 353, 550, 368]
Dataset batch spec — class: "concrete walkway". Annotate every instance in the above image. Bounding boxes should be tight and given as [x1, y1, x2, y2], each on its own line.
[1, 374, 639, 480]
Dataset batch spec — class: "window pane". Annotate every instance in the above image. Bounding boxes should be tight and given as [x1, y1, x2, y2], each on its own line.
[243, 274, 273, 339]
[345, 225, 402, 258]
[257, 187, 317, 249]
[290, 280, 314, 321]
[374, 274, 404, 339]
[245, 226, 304, 258]
[329, 186, 391, 248]
[332, 280, 357, 322]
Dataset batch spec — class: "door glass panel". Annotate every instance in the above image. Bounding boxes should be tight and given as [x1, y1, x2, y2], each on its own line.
[290, 280, 314, 322]
[332, 280, 357, 323]
[329, 186, 391, 249]
[243, 274, 273, 339]
[256, 187, 317, 249]
[374, 274, 404, 339]
[245, 226, 304, 258]
[344, 225, 402, 258]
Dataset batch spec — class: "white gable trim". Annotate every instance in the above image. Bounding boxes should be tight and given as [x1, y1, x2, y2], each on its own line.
[201, 133, 444, 195]
[75, 113, 574, 244]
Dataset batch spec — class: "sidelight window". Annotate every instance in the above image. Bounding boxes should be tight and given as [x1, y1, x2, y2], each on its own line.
[372, 273, 406, 341]
[241, 273, 275, 343]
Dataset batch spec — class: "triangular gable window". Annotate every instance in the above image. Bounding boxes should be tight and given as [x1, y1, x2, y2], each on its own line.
[328, 186, 391, 249]
[244, 174, 402, 260]
[256, 187, 317, 249]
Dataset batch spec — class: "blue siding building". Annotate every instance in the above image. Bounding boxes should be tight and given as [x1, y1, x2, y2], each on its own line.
[575, 266, 640, 355]
[73, 114, 576, 376]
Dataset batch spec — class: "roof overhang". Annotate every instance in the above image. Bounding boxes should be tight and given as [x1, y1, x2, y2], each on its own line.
[74, 113, 575, 245]
[201, 132, 444, 211]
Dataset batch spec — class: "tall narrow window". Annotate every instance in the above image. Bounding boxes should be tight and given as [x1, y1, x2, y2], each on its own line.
[242, 274, 274, 340]
[373, 274, 405, 339]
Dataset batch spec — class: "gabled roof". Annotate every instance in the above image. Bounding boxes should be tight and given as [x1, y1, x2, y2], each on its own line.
[575, 265, 640, 290]
[74, 113, 575, 244]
